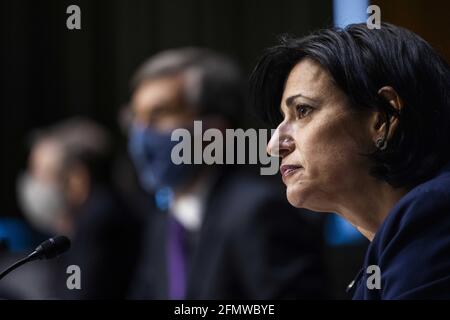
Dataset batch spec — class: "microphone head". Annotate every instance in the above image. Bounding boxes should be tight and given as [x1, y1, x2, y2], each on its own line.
[34, 236, 71, 260]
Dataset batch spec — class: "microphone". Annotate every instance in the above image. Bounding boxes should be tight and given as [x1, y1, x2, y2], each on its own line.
[0, 236, 71, 281]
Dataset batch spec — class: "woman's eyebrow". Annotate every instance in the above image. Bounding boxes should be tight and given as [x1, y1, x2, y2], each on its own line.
[285, 93, 319, 107]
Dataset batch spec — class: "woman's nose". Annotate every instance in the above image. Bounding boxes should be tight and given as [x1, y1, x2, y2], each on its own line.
[267, 127, 294, 158]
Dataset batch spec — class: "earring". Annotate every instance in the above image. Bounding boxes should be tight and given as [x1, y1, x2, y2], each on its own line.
[375, 137, 387, 151]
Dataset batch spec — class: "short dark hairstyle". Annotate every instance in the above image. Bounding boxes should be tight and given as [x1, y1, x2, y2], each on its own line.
[131, 47, 245, 127]
[250, 22, 450, 188]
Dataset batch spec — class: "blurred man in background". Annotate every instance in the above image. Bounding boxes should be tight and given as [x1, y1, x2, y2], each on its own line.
[126, 47, 328, 299]
[11, 118, 142, 299]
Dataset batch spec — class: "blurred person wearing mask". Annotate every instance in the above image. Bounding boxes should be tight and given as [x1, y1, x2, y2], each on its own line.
[126, 48, 327, 299]
[17, 118, 142, 299]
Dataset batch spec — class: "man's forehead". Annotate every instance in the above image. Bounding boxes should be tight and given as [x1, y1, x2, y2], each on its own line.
[133, 76, 183, 106]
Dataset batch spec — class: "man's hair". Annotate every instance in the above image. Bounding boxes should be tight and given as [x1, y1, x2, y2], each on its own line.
[31, 118, 113, 183]
[131, 47, 245, 127]
[250, 22, 450, 188]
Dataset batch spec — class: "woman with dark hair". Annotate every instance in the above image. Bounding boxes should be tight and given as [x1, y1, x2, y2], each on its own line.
[250, 22, 450, 299]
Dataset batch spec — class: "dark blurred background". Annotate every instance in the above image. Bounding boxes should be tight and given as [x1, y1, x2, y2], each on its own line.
[0, 0, 333, 218]
[2, 0, 450, 299]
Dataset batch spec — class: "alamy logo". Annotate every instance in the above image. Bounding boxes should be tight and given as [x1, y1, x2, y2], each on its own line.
[66, 265, 81, 290]
[367, 5, 381, 30]
[66, 5, 81, 30]
[366, 265, 381, 290]
[170, 121, 279, 175]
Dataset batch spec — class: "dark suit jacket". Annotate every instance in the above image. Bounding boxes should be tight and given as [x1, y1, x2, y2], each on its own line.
[129, 168, 327, 299]
[352, 163, 450, 299]
[54, 185, 142, 299]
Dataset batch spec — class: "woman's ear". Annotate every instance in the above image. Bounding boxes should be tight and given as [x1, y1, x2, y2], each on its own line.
[369, 86, 404, 143]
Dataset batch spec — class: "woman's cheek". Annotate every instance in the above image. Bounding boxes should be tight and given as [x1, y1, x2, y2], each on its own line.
[303, 131, 352, 185]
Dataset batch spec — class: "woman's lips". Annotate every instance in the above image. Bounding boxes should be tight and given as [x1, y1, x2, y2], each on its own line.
[280, 164, 302, 178]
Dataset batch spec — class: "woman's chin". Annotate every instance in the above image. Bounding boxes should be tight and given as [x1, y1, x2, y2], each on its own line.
[286, 185, 309, 208]
[286, 184, 332, 213]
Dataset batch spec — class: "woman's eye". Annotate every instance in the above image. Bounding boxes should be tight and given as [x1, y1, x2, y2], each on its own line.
[295, 104, 313, 119]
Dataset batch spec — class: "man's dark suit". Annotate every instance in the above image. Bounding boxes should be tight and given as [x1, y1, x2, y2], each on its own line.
[54, 185, 142, 299]
[129, 168, 327, 299]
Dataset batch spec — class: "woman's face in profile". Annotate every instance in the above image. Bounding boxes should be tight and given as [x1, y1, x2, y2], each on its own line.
[268, 58, 375, 213]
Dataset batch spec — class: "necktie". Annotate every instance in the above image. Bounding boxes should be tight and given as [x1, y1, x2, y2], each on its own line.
[167, 216, 186, 299]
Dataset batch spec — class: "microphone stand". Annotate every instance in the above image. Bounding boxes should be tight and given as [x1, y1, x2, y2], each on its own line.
[0, 251, 39, 281]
